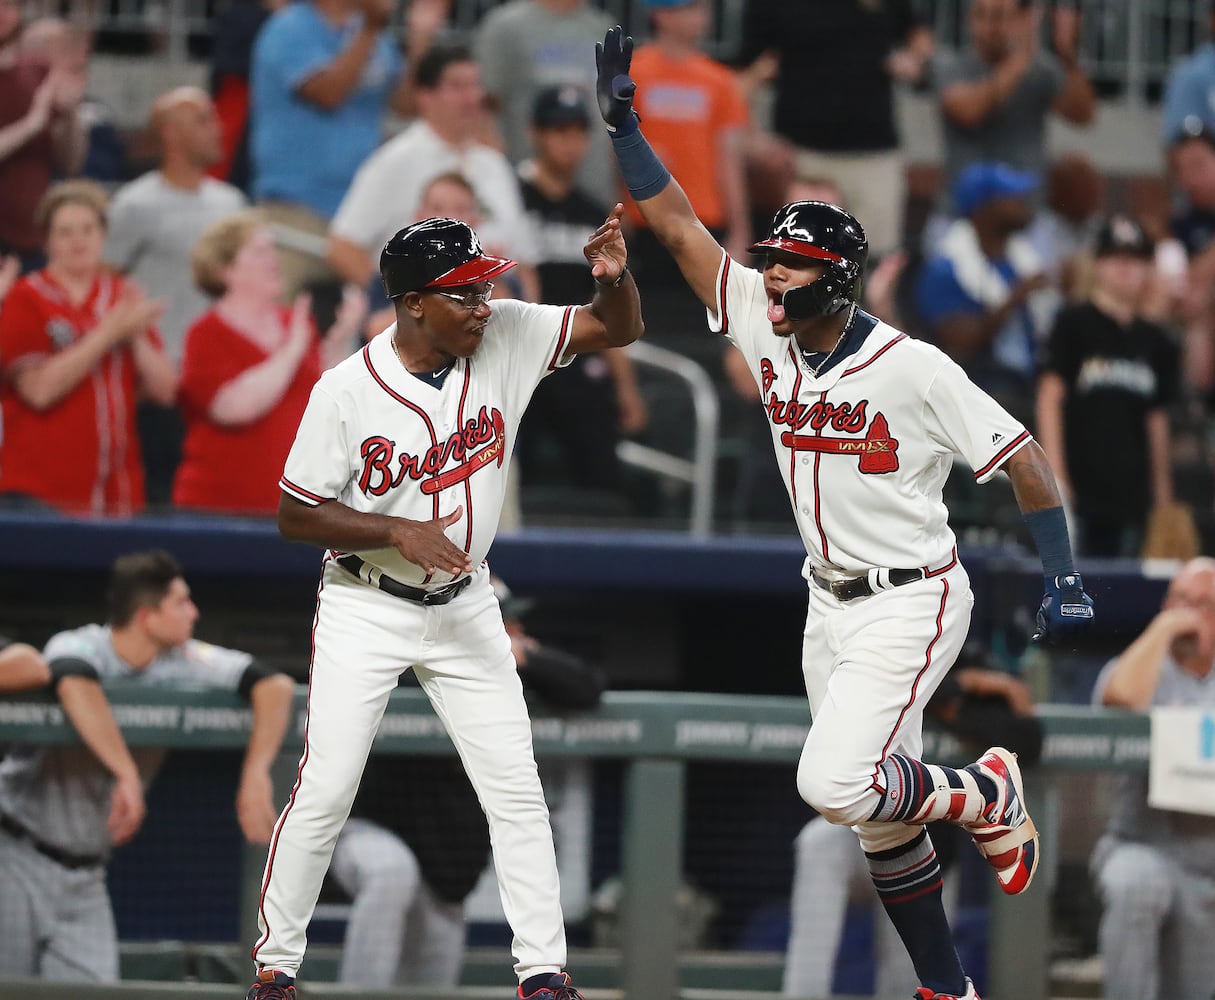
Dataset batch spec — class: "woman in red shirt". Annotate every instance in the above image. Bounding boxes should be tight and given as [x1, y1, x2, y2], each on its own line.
[0, 180, 175, 516]
[173, 211, 363, 514]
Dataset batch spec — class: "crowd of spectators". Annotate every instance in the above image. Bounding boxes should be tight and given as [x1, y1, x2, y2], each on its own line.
[0, 0, 1213, 554]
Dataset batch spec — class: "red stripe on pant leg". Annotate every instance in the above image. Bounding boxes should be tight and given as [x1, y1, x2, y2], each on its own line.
[251, 559, 326, 964]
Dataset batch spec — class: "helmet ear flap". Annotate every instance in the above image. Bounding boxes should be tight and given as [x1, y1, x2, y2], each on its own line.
[782, 262, 860, 320]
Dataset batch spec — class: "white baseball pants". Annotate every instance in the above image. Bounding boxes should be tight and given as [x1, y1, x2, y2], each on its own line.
[252, 561, 565, 982]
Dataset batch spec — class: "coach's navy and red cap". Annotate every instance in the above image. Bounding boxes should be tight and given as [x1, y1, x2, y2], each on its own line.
[380, 217, 517, 299]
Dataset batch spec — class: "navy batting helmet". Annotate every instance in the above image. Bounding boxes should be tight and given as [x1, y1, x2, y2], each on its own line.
[380, 217, 517, 299]
[749, 202, 868, 319]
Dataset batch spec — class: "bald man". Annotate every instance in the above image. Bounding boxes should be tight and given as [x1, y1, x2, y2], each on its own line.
[106, 86, 247, 363]
[104, 86, 248, 504]
[1090, 557, 1215, 1000]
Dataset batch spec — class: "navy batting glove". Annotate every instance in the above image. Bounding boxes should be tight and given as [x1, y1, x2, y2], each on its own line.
[1032, 573, 1094, 644]
[595, 25, 638, 132]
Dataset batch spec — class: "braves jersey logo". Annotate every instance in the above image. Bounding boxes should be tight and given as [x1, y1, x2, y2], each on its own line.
[768, 393, 900, 474]
[358, 406, 506, 496]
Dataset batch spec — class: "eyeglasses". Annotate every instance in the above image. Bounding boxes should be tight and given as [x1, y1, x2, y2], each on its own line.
[427, 283, 494, 310]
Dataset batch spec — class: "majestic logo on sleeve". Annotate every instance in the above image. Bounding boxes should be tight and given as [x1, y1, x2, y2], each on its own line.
[358, 406, 506, 496]
[767, 394, 899, 474]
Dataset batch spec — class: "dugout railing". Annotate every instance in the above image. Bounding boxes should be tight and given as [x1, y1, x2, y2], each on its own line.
[0, 686, 1151, 1000]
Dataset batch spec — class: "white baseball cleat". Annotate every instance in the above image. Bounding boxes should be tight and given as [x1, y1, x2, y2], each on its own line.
[964, 746, 1039, 895]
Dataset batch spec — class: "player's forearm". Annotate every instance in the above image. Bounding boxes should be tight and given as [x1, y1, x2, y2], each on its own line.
[278, 494, 405, 552]
[1006, 441, 1065, 515]
[587, 270, 643, 347]
[243, 674, 295, 775]
[57, 677, 141, 783]
[0, 643, 51, 692]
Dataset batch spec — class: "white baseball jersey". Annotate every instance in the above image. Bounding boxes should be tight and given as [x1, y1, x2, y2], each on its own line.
[711, 252, 1030, 576]
[279, 300, 576, 586]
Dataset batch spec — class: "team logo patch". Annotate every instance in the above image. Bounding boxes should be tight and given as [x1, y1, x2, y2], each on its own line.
[46, 318, 76, 349]
[767, 395, 900, 474]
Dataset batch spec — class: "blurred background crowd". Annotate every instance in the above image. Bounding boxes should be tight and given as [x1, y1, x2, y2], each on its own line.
[3, 0, 1215, 561]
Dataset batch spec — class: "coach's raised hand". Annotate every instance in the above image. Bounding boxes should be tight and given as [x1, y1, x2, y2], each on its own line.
[595, 25, 638, 132]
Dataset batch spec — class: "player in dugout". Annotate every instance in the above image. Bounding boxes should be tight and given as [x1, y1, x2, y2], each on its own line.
[0, 549, 296, 983]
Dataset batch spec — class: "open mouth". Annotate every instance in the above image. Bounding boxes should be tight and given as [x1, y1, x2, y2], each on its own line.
[766, 290, 787, 325]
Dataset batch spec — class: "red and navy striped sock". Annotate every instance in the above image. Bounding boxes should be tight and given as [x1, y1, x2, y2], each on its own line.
[868, 754, 997, 824]
[866, 828, 966, 997]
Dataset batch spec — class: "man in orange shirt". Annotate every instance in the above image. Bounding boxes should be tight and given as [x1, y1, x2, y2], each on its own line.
[625, 0, 749, 355]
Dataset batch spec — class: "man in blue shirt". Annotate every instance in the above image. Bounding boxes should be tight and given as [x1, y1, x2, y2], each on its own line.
[250, 0, 413, 294]
[915, 162, 1059, 421]
[1162, 8, 1215, 144]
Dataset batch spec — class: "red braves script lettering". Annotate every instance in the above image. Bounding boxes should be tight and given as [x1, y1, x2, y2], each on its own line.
[359, 407, 506, 496]
[779, 408, 900, 474]
[767, 393, 869, 435]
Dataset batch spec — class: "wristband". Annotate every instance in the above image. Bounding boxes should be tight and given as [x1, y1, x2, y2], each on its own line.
[1023, 506, 1075, 578]
[595, 265, 629, 288]
[610, 125, 671, 201]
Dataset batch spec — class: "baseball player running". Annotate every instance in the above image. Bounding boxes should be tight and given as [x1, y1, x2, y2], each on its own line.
[245, 209, 641, 1000]
[595, 25, 1092, 1000]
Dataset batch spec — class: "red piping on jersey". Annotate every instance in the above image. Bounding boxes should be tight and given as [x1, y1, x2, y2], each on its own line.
[839, 333, 906, 378]
[925, 548, 958, 577]
[363, 345, 440, 442]
[811, 388, 831, 563]
[363, 344, 440, 582]
[253, 554, 327, 965]
[279, 476, 329, 505]
[715, 257, 731, 337]
[973, 430, 1031, 480]
[868, 578, 950, 796]
[456, 364, 474, 552]
[785, 343, 803, 507]
[547, 307, 575, 371]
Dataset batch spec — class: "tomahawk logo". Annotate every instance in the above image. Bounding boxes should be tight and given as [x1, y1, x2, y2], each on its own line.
[780, 410, 900, 474]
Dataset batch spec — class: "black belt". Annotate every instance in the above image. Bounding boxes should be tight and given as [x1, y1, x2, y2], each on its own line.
[812, 567, 925, 602]
[336, 554, 470, 606]
[0, 812, 104, 870]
